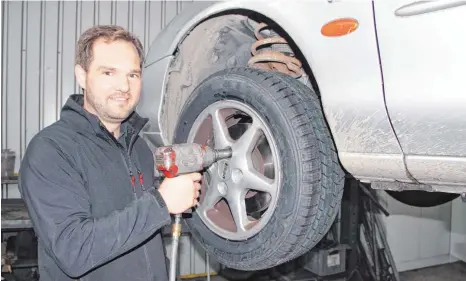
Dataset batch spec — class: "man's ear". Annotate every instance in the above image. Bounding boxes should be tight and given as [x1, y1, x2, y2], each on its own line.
[75, 64, 87, 90]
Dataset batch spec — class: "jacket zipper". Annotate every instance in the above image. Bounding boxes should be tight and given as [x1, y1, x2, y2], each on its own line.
[126, 130, 146, 192]
[127, 158, 136, 193]
[123, 130, 152, 278]
[124, 134, 138, 193]
[136, 168, 145, 191]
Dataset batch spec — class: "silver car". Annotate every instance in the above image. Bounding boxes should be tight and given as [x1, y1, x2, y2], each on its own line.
[138, 0, 466, 271]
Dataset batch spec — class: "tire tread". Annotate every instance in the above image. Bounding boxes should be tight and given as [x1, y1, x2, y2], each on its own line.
[228, 68, 345, 269]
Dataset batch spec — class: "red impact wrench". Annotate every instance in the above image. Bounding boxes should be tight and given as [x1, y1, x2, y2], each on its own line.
[154, 143, 232, 281]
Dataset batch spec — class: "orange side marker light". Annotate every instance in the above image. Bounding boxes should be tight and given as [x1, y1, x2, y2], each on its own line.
[321, 18, 359, 37]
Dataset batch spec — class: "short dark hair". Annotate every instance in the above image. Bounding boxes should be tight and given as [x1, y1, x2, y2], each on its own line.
[75, 25, 144, 71]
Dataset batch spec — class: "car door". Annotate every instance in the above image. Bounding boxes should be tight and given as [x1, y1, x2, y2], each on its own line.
[373, 0, 466, 187]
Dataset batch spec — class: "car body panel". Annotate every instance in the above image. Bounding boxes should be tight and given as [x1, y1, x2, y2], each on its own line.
[373, 0, 466, 185]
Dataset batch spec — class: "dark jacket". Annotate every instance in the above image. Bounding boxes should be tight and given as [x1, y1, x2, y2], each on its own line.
[18, 94, 172, 281]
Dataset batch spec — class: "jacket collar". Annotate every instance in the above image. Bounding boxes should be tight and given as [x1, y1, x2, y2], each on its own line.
[60, 94, 148, 140]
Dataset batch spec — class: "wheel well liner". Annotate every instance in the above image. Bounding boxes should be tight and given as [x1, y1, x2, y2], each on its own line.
[159, 10, 320, 142]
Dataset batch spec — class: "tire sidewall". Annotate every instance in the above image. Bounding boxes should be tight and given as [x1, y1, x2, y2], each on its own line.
[173, 71, 312, 258]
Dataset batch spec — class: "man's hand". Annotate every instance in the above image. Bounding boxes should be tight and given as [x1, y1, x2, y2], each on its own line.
[158, 173, 202, 214]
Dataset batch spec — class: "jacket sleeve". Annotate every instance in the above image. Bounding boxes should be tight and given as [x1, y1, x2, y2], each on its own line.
[18, 136, 172, 278]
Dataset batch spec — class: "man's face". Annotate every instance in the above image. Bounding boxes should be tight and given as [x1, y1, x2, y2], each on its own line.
[75, 38, 142, 125]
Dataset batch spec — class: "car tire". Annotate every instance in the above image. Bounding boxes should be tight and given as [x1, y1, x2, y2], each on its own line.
[173, 67, 345, 271]
[386, 190, 459, 208]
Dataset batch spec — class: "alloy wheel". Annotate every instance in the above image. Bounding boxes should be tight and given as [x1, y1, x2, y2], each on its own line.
[187, 100, 282, 240]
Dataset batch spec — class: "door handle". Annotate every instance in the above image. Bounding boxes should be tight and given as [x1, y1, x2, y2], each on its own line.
[395, 0, 466, 17]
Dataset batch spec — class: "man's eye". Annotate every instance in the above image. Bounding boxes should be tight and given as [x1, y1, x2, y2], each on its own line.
[104, 71, 113, 76]
[130, 73, 140, 78]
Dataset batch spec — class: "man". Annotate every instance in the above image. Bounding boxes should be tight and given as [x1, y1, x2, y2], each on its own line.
[18, 25, 201, 281]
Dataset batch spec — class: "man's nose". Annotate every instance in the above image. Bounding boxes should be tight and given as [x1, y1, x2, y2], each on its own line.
[117, 77, 130, 93]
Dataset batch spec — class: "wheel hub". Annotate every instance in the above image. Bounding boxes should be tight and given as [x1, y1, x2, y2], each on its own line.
[187, 100, 281, 240]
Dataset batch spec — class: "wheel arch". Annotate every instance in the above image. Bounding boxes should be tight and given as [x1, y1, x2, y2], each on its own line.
[143, 2, 316, 72]
[139, 1, 321, 147]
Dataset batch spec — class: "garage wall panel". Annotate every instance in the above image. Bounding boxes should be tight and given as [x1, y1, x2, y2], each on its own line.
[379, 192, 454, 272]
[1, 0, 196, 171]
[451, 198, 466, 262]
[2, 1, 23, 171]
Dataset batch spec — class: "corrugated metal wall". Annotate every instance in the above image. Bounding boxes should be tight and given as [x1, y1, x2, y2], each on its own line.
[2, 0, 194, 169]
[1, 0, 221, 276]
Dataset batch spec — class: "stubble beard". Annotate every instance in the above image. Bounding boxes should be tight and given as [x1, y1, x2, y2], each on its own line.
[84, 90, 134, 124]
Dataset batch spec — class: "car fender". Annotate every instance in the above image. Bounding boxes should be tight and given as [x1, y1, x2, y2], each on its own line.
[139, 0, 410, 182]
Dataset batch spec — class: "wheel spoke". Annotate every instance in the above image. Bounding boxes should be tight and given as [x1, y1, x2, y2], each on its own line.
[226, 189, 250, 233]
[199, 178, 223, 213]
[211, 108, 233, 148]
[243, 167, 276, 196]
[235, 120, 262, 154]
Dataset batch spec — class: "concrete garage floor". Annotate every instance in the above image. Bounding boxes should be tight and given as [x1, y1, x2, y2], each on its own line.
[184, 261, 466, 281]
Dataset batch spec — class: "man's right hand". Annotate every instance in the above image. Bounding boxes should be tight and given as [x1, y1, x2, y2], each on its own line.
[158, 173, 202, 214]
